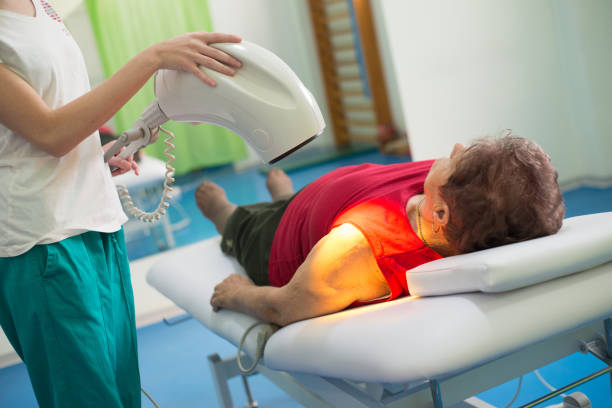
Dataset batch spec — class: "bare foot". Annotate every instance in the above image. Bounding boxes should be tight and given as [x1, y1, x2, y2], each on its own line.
[195, 181, 237, 234]
[266, 168, 294, 201]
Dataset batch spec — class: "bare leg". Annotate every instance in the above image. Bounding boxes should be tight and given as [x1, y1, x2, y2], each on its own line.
[195, 181, 237, 234]
[266, 168, 294, 201]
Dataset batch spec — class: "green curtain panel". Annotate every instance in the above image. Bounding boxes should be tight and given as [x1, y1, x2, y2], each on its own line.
[84, 0, 247, 175]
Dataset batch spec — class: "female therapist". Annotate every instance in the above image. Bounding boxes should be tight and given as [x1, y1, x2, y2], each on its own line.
[0, 0, 241, 406]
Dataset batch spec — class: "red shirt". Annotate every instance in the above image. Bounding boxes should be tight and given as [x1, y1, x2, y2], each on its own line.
[268, 160, 442, 300]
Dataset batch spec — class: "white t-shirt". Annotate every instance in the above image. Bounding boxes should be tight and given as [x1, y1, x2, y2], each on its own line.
[0, 0, 127, 257]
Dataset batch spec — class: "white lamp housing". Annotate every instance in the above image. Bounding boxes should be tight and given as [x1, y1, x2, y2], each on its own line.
[153, 41, 325, 163]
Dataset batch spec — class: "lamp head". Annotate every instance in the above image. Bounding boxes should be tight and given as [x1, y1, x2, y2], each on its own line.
[152, 41, 325, 163]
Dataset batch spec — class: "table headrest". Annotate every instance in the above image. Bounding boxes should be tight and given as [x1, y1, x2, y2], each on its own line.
[406, 212, 612, 296]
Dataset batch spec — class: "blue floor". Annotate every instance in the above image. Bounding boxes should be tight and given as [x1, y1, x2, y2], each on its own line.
[1, 150, 611, 407]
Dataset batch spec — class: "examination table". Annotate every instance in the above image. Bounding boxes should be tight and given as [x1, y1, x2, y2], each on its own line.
[147, 211, 612, 407]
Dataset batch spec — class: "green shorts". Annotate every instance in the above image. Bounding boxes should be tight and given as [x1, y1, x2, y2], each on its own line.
[0, 229, 141, 408]
[221, 196, 294, 286]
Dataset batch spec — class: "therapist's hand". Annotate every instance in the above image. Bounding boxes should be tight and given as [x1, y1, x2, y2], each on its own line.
[210, 274, 254, 312]
[148, 32, 243, 87]
[103, 142, 140, 177]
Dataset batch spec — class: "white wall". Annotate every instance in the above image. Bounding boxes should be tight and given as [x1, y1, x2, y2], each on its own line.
[370, 1, 407, 135]
[557, 0, 612, 185]
[374, 0, 612, 186]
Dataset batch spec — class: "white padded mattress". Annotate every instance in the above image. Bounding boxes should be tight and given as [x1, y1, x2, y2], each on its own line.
[147, 236, 612, 383]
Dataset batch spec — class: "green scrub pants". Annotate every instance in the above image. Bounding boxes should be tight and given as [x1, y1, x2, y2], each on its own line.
[0, 229, 141, 408]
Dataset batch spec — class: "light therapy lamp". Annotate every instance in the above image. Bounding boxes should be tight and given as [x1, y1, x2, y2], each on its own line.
[104, 41, 326, 222]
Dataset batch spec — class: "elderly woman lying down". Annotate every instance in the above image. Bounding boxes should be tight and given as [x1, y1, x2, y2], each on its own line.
[195, 135, 565, 326]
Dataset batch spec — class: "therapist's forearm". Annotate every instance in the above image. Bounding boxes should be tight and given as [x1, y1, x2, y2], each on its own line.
[40, 50, 160, 156]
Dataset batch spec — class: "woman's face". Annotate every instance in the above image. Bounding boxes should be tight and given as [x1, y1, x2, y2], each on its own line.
[422, 143, 466, 219]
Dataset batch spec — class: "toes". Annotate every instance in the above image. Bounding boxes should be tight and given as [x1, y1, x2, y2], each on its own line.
[195, 181, 225, 206]
[197, 180, 215, 191]
[266, 169, 276, 183]
[266, 168, 287, 186]
[267, 168, 285, 178]
[196, 181, 218, 195]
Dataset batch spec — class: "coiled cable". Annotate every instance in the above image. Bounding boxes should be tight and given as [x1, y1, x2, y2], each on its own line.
[116, 126, 176, 223]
